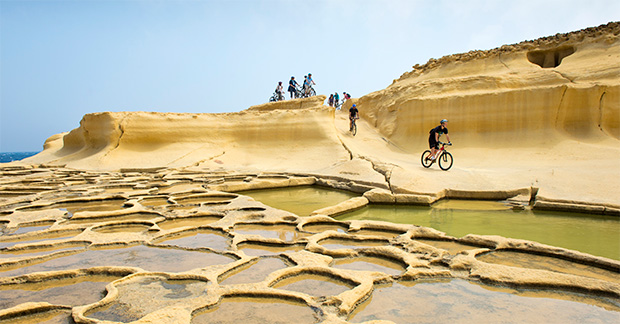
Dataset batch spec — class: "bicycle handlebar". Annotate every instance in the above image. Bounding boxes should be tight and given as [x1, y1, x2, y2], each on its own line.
[438, 141, 452, 146]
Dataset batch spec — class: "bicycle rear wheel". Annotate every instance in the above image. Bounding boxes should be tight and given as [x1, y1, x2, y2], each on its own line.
[421, 150, 433, 168]
[438, 152, 453, 170]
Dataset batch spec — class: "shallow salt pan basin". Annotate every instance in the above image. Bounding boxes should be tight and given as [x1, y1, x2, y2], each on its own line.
[0, 245, 235, 277]
[233, 224, 310, 242]
[332, 256, 405, 276]
[272, 273, 355, 297]
[192, 296, 319, 324]
[0, 275, 120, 310]
[219, 257, 290, 285]
[155, 230, 230, 251]
[87, 276, 210, 322]
[336, 201, 620, 260]
[477, 250, 620, 282]
[238, 186, 358, 216]
[350, 279, 620, 323]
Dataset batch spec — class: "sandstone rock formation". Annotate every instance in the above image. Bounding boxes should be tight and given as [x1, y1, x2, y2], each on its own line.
[17, 22, 620, 214]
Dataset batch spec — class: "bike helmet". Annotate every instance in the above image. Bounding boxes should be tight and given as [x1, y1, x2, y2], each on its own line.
[352, 104, 356, 107]
[440, 119, 448, 123]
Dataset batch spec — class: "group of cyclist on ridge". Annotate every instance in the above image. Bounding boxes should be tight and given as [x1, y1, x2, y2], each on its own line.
[271, 74, 316, 102]
[328, 92, 351, 109]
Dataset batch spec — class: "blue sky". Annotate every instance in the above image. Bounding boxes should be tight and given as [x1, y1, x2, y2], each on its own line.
[1, 0, 618, 152]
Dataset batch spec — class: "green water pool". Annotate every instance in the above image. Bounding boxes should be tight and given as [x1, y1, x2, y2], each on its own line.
[335, 200, 620, 260]
[239, 186, 358, 216]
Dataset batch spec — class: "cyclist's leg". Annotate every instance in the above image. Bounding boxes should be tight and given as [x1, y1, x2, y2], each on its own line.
[428, 140, 438, 160]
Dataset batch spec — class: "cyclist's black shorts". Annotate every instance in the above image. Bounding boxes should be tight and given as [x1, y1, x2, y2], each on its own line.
[429, 135, 439, 149]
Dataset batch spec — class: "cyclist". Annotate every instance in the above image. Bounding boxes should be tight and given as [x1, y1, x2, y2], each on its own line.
[288, 76, 298, 99]
[427, 119, 451, 162]
[349, 104, 359, 131]
[334, 92, 340, 109]
[276, 81, 284, 101]
[305, 73, 316, 96]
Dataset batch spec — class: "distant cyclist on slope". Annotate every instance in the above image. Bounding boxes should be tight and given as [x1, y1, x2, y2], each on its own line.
[427, 119, 451, 162]
[349, 104, 359, 132]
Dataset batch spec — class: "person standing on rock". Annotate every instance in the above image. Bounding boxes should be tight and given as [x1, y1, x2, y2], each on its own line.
[427, 119, 451, 162]
[328, 94, 334, 107]
[288, 76, 298, 99]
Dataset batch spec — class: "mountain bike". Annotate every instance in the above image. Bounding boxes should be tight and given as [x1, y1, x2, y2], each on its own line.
[301, 86, 316, 98]
[335, 99, 346, 109]
[269, 91, 284, 102]
[421, 142, 453, 170]
[349, 116, 359, 136]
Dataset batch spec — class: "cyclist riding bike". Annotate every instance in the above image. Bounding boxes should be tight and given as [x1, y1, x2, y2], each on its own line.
[349, 104, 359, 131]
[427, 119, 451, 162]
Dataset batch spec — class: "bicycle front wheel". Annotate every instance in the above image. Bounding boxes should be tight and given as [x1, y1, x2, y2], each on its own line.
[309, 88, 316, 97]
[421, 150, 433, 168]
[351, 122, 357, 136]
[438, 152, 453, 170]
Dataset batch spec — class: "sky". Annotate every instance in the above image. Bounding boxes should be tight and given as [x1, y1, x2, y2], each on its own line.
[1, 0, 618, 152]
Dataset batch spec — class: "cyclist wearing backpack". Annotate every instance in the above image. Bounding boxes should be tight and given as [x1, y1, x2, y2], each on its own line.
[288, 76, 298, 99]
[427, 119, 451, 162]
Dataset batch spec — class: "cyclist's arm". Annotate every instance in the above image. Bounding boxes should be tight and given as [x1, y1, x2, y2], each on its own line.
[446, 134, 451, 143]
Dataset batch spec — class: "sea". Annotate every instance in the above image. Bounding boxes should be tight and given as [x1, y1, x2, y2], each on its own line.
[0, 152, 40, 163]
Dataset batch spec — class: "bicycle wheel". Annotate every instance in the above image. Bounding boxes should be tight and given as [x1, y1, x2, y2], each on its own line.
[421, 150, 433, 168]
[438, 152, 453, 170]
[309, 88, 316, 97]
[351, 122, 357, 136]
